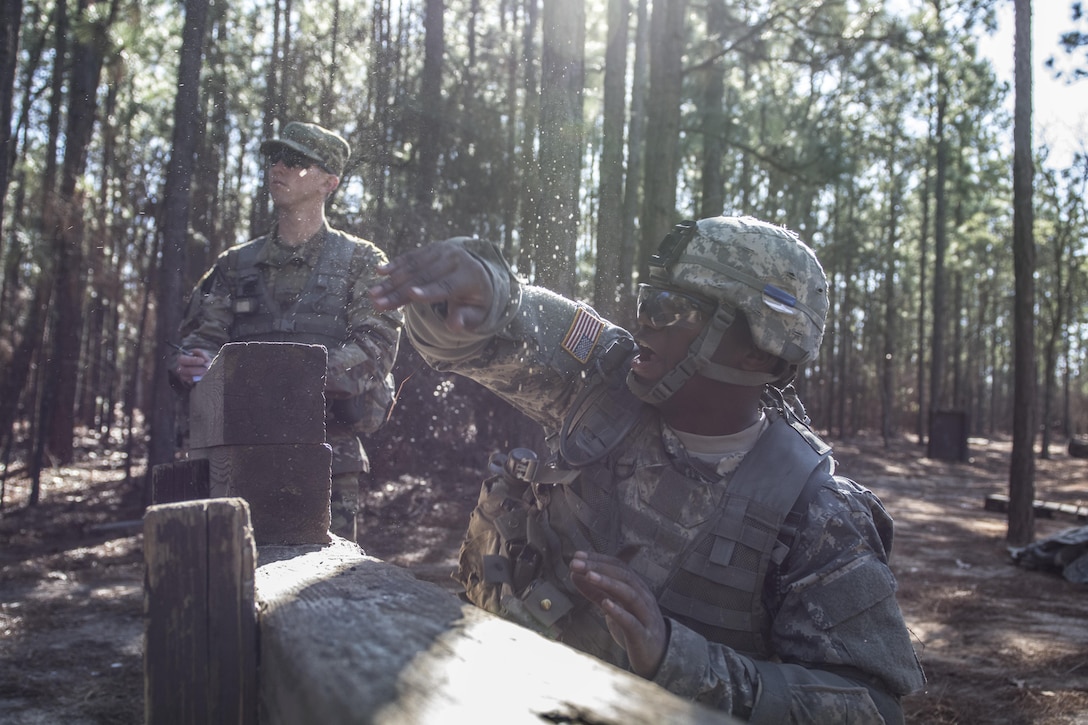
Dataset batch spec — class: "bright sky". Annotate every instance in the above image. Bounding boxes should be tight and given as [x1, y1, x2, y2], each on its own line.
[979, 3, 1088, 169]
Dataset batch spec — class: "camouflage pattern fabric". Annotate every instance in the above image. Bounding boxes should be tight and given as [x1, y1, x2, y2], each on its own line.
[654, 216, 828, 365]
[260, 121, 351, 176]
[404, 236, 924, 723]
[178, 223, 402, 538]
[330, 470, 362, 541]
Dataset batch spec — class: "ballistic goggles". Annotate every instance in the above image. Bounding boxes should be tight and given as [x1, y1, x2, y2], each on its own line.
[636, 284, 715, 330]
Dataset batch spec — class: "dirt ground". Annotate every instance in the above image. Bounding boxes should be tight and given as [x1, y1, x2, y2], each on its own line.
[1, 432, 1086, 724]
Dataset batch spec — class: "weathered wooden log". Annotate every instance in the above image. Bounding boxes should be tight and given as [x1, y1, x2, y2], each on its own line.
[255, 541, 736, 725]
[196, 442, 332, 545]
[143, 498, 737, 724]
[189, 341, 326, 449]
[143, 498, 258, 725]
[985, 493, 1088, 522]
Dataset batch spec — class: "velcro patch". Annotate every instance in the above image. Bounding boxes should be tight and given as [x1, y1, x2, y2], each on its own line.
[561, 307, 604, 363]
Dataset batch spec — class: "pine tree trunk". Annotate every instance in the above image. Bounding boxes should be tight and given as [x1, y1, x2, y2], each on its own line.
[534, 0, 584, 298]
[147, 0, 211, 495]
[1008, 0, 1036, 547]
[639, 0, 686, 274]
[592, 0, 627, 322]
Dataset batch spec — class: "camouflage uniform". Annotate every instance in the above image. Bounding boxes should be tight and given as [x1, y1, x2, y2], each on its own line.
[404, 235, 925, 723]
[179, 223, 402, 539]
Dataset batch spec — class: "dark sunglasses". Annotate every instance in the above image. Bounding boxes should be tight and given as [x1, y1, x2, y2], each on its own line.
[266, 147, 318, 170]
[636, 284, 715, 330]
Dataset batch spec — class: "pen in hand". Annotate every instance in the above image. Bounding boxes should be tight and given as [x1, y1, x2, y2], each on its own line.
[170, 342, 208, 382]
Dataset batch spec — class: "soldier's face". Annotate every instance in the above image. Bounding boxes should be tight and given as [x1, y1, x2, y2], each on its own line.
[269, 158, 334, 209]
[632, 311, 764, 394]
[630, 318, 705, 388]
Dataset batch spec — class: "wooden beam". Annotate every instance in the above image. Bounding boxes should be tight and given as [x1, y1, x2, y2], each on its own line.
[186, 342, 332, 545]
[189, 341, 326, 449]
[151, 458, 209, 504]
[255, 541, 736, 724]
[194, 442, 331, 545]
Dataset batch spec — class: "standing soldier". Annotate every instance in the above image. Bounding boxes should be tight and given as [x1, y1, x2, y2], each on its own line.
[174, 121, 402, 541]
[370, 216, 924, 723]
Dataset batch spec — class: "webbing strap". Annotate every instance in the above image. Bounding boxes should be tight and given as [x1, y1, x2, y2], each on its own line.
[725, 415, 826, 507]
[231, 312, 345, 342]
[750, 660, 791, 724]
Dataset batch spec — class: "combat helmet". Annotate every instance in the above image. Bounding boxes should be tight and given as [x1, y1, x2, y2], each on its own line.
[628, 216, 828, 404]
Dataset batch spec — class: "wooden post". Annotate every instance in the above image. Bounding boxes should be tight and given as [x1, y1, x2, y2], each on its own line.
[188, 342, 332, 545]
[144, 498, 257, 725]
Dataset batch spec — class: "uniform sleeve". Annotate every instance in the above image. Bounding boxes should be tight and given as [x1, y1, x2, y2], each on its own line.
[325, 240, 404, 433]
[179, 258, 234, 355]
[652, 480, 925, 723]
[403, 238, 634, 432]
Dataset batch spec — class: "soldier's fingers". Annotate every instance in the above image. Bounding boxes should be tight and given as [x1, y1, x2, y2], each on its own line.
[371, 248, 464, 309]
[381, 239, 465, 279]
[368, 272, 435, 309]
[571, 562, 640, 609]
[572, 551, 639, 583]
[372, 254, 437, 296]
[572, 552, 659, 622]
[600, 597, 643, 635]
[601, 597, 667, 677]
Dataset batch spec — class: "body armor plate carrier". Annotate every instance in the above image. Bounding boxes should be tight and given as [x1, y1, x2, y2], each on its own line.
[224, 229, 355, 347]
[655, 413, 830, 658]
[458, 360, 836, 660]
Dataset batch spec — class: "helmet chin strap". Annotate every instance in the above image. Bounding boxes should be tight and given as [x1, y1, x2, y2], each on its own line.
[627, 307, 779, 405]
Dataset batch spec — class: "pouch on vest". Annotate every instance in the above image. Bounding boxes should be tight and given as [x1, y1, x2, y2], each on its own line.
[456, 449, 582, 638]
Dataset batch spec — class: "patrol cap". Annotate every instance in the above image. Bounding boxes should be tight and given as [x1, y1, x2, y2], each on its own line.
[260, 121, 350, 177]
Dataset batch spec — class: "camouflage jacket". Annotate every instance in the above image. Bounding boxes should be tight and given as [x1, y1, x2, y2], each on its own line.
[404, 238, 925, 723]
[179, 223, 403, 472]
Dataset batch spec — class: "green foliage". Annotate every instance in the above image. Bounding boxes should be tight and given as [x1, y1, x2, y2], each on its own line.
[1, 0, 1087, 454]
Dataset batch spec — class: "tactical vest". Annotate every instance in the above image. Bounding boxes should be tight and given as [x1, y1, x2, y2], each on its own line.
[223, 229, 356, 347]
[459, 392, 834, 662]
[653, 413, 830, 658]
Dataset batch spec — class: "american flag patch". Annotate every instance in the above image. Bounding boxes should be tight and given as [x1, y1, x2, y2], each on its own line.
[561, 307, 604, 363]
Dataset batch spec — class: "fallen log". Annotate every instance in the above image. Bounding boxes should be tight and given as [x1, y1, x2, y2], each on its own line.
[984, 493, 1088, 522]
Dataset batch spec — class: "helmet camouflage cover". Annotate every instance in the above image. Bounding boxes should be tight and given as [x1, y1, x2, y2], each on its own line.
[630, 216, 828, 404]
[648, 216, 828, 365]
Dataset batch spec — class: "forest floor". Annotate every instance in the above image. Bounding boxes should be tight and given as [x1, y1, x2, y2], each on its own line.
[1, 432, 1087, 724]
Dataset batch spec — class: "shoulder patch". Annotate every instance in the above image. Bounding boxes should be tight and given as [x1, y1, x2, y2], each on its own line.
[561, 307, 604, 364]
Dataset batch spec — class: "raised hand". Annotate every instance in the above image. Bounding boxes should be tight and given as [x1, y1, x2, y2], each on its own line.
[569, 550, 667, 678]
[369, 238, 494, 333]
